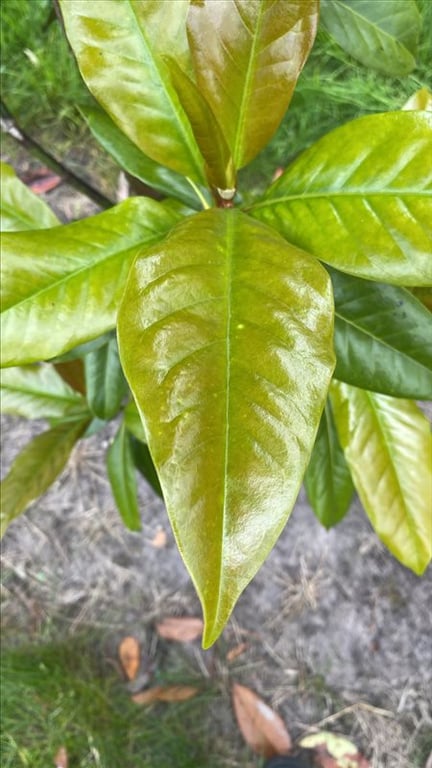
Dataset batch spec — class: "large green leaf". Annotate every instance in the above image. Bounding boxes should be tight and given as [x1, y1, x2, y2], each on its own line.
[117, 209, 335, 646]
[1, 198, 180, 367]
[130, 437, 163, 499]
[82, 107, 204, 209]
[1, 364, 88, 420]
[331, 381, 432, 575]
[187, 0, 319, 169]
[59, 0, 205, 182]
[250, 111, 432, 286]
[1, 162, 59, 232]
[107, 423, 141, 532]
[320, 0, 420, 76]
[329, 267, 432, 399]
[84, 337, 128, 420]
[0, 419, 87, 537]
[305, 401, 354, 528]
[124, 399, 147, 443]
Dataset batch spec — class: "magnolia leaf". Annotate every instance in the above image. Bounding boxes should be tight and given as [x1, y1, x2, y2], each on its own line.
[1, 364, 87, 420]
[187, 0, 319, 169]
[1, 162, 59, 232]
[320, 0, 420, 76]
[165, 56, 235, 192]
[0, 419, 87, 537]
[1, 198, 180, 366]
[118, 636, 140, 681]
[232, 683, 292, 757]
[84, 337, 128, 420]
[156, 617, 204, 643]
[59, 0, 205, 182]
[132, 685, 199, 705]
[329, 267, 432, 399]
[331, 382, 432, 575]
[118, 209, 335, 646]
[305, 401, 354, 528]
[82, 107, 204, 209]
[411, 287, 432, 312]
[107, 423, 141, 532]
[250, 111, 432, 286]
[402, 87, 432, 111]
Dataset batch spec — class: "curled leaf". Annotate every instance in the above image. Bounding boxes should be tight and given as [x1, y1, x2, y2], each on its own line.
[232, 683, 292, 757]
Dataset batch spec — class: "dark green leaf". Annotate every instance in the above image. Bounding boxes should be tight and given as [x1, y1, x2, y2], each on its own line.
[107, 423, 141, 532]
[1, 198, 181, 366]
[305, 401, 354, 528]
[331, 381, 432, 575]
[0, 419, 87, 537]
[250, 111, 432, 286]
[59, 0, 205, 182]
[118, 209, 335, 646]
[1, 162, 59, 232]
[329, 267, 432, 399]
[124, 399, 147, 443]
[130, 437, 163, 498]
[1, 364, 88, 420]
[320, 0, 420, 76]
[82, 107, 205, 209]
[187, 0, 319, 169]
[84, 337, 128, 420]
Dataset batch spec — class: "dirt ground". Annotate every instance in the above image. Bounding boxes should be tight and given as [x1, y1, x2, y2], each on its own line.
[1, 137, 432, 768]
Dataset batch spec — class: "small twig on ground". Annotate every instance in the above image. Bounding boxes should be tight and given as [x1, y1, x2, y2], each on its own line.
[301, 701, 395, 731]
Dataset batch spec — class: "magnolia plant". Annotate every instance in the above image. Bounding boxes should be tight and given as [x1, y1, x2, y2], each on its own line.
[1, 0, 431, 647]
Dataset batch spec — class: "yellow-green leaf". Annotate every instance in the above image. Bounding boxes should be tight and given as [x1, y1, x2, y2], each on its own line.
[1, 162, 59, 232]
[118, 209, 335, 646]
[331, 381, 432, 575]
[1, 364, 88, 421]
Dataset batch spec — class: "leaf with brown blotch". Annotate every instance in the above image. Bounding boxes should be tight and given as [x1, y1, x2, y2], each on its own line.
[118, 636, 140, 681]
[132, 685, 199, 705]
[232, 683, 292, 757]
[226, 643, 248, 662]
[54, 746, 68, 768]
[156, 617, 203, 642]
[299, 732, 370, 767]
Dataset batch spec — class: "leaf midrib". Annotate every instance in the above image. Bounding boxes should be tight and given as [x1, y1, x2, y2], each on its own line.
[250, 190, 429, 210]
[2, 383, 83, 404]
[233, 1, 265, 166]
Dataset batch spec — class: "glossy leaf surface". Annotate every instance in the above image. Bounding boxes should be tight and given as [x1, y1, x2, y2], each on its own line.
[329, 268, 432, 398]
[1, 419, 87, 537]
[82, 107, 203, 209]
[187, 0, 319, 169]
[251, 111, 432, 286]
[84, 337, 128, 420]
[1, 198, 180, 366]
[118, 209, 335, 646]
[1, 364, 87, 421]
[305, 401, 353, 528]
[60, 0, 205, 182]
[331, 382, 432, 575]
[1, 162, 59, 231]
[107, 423, 141, 532]
[320, 0, 420, 76]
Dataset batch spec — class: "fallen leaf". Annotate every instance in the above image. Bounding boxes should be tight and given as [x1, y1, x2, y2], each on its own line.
[150, 528, 167, 548]
[118, 636, 140, 681]
[54, 746, 68, 768]
[156, 617, 203, 642]
[132, 685, 199, 704]
[299, 732, 370, 768]
[226, 642, 248, 662]
[232, 683, 292, 758]
[425, 752, 432, 768]
[28, 173, 62, 194]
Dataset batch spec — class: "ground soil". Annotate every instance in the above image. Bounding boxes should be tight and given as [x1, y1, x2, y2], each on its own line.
[1, 136, 431, 768]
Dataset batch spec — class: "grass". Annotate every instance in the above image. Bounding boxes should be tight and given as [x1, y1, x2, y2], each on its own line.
[1, 631, 258, 768]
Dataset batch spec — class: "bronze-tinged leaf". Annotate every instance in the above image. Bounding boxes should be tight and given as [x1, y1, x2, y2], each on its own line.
[300, 732, 370, 768]
[156, 617, 204, 642]
[118, 636, 140, 681]
[226, 642, 248, 662]
[53, 746, 68, 768]
[232, 683, 292, 757]
[132, 685, 199, 705]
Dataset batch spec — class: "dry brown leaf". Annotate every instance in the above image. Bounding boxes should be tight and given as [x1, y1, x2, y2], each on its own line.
[156, 617, 203, 642]
[118, 636, 140, 681]
[300, 732, 370, 768]
[132, 685, 199, 704]
[150, 528, 167, 548]
[226, 642, 248, 662]
[232, 683, 292, 758]
[54, 746, 68, 768]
